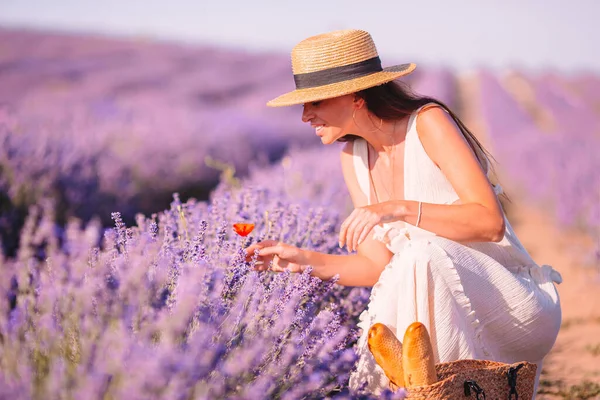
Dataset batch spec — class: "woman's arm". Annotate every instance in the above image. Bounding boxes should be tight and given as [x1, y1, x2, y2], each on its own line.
[302, 235, 392, 286]
[301, 252, 381, 286]
[338, 106, 505, 250]
[397, 200, 504, 243]
[247, 236, 390, 286]
[402, 105, 505, 242]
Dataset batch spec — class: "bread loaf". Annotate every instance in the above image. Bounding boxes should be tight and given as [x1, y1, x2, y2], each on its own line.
[367, 323, 405, 388]
[402, 322, 438, 387]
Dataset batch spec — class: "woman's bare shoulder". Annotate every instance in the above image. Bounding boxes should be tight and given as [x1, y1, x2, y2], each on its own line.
[416, 105, 502, 222]
[415, 105, 467, 162]
[416, 103, 453, 131]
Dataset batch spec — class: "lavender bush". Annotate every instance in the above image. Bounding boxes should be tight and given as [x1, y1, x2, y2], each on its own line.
[0, 179, 406, 398]
[0, 130, 415, 398]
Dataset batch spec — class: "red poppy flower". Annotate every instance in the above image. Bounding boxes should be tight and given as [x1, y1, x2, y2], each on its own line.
[233, 223, 254, 237]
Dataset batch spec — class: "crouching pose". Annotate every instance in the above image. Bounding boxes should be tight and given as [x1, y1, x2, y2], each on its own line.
[246, 29, 562, 397]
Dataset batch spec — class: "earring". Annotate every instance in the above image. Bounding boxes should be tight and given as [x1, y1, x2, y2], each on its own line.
[353, 109, 383, 133]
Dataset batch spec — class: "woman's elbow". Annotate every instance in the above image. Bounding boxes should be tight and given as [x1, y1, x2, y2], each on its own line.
[488, 215, 506, 242]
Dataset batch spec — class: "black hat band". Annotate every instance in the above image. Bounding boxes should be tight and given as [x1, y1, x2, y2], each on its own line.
[293, 56, 383, 90]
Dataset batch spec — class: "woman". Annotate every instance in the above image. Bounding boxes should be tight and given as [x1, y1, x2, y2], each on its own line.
[245, 29, 562, 396]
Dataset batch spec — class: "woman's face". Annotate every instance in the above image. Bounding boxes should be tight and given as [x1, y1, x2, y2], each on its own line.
[301, 94, 355, 144]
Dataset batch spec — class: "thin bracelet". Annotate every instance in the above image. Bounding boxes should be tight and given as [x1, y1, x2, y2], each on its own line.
[415, 201, 423, 227]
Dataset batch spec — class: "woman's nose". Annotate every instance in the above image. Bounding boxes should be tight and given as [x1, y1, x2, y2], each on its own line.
[301, 104, 313, 123]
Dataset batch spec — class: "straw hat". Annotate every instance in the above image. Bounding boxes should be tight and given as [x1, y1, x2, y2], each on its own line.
[267, 29, 416, 107]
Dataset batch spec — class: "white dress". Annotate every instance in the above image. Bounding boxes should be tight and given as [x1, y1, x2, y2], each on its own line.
[347, 104, 563, 397]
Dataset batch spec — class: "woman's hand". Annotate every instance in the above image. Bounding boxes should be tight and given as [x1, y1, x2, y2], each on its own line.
[339, 201, 403, 252]
[244, 240, 307, 273]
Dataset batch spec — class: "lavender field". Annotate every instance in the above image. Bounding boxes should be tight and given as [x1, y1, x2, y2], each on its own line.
[478, 71, 600, 265]
[0, 28, 455, 258]
[1, 28, 599, 399]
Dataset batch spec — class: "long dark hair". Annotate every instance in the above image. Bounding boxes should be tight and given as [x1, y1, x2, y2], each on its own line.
[338, 80, 501, 183]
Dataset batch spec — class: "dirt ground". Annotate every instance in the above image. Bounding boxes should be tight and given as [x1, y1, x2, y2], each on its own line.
[457, 74, 600, 399]
[515, 203, 600, 399]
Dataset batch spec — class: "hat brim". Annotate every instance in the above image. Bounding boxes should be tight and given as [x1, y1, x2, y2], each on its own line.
[266, 63, 416, 107]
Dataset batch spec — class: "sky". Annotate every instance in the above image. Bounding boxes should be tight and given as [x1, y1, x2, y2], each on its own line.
[1, 0, 599, 74]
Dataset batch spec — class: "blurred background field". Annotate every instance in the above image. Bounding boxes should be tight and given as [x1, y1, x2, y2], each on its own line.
[0, 27, 459, 257]
[0, 1, 599, 398]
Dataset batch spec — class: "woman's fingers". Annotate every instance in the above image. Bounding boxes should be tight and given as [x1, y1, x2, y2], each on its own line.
[243, 241, 303, 274]
[356, 222, 373, 249]
[254, 244, 284, 258]
[244, 240, 278, 261]
[271, 255, 289, 272]
[346, 218, 363, 252]
[348, 212, 371, 252]
[252, 261, 269, 272]
[348, 210, 380, 251]
[339, 210, 358, 249]
[355, 215, 378, 250]
[246, 242, 286, 272]
[354, 223, 370, 251]
[338, 217, 349, 249]
[244, 245, 259, 262]
[340, 209, 371, 252]
[252, 253, 294, 273]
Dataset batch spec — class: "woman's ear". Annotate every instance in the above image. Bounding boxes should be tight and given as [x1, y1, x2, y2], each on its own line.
[353, 95, 365, 109]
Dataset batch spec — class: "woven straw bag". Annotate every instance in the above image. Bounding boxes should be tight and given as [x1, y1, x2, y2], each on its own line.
[404, 359, 537, 400]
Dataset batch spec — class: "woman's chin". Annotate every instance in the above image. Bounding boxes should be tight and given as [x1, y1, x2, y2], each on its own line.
[319, 134, 337, 145]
